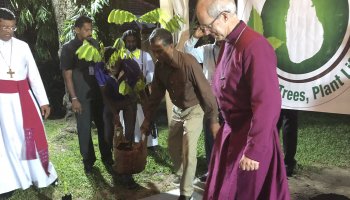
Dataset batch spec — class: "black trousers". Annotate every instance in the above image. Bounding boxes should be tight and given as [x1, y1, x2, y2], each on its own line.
[277, 109, 298, 167]
[76, 99, 111, 166]
[103, 100, 137, 149]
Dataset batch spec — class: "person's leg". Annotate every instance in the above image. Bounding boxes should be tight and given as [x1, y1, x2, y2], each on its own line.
[92, 99, 112, 164]
[117, 101, 138, 188]
[282, 109, 298, 175]
[168, 116, 184, 177]
[76, 100, 95, 171]
[205, 118, 214, 162]
[103, 106, 114, 151]
[198, 118, 214, 182]
[181, 105, 204, 197]
[122, 102, 137, 142]
[277, 110, 284, 132]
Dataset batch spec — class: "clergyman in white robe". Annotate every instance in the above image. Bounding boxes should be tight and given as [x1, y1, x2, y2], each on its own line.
[0, 37, 57, 194]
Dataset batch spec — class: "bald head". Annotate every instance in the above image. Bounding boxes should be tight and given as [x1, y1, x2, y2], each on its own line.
[196, 0, 236, 19]
[196, 0, 239, 41]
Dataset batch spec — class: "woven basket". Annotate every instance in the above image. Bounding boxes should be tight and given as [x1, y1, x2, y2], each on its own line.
[113, 127, 147, 174]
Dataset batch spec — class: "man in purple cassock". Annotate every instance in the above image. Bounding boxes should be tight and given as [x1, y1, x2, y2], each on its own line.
[196, 0, 291, 199]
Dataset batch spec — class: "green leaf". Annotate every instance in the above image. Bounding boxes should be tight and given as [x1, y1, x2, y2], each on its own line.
[130, 49, 141, 59]
[108, 52, 119, 67]
[19, 9, 34, 27]
[108, 9, 137, 24]
[165, 15, 184, 33]
[249, 7, 264, 35]
[113, 38, 125, 50]
[92, 48, 102, 62]
[76, 40, 102, 62]
[91, 0, 109, 16]
[267, 37, 284, 50]
[119, 80, 132, 95]
[139, 8, 171, 24]
[36, 6, 50, 24]
[139, 8, 160, 24]
[134, 78, 146, 93]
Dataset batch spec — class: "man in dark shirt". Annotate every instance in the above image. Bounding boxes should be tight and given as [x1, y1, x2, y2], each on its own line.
[141, 28, 220, 200]
[60, 16, 112, 174]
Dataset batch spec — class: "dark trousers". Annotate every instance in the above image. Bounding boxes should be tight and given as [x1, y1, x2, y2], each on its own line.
[203, 118, 214, 168]
[204, 112, 224, 169]
[103, 101, 137, 149]
[277, 109, 298, 167]
[76, 99, 111, 166]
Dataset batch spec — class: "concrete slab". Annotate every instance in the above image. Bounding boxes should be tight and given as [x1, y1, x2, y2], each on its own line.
[140, 180, 205, 200]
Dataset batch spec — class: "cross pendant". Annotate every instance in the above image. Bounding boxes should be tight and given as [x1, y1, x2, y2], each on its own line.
[7, 68, 15, 78]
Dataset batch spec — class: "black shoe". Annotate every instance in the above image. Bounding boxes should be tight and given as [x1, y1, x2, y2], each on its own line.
[84, 164, 94, 174]
[0, 191, 14, 200]
[61, 193, 72, 200]
[285, 162, 296, 177]
[115, 174, 139, 189]
[125, 177, 138, 189]
[51, 178, 59, 187]
[102, 157, 114, 166]
[178, 195, 193, 200]
[83, 159, 96, 174]
[199, 172, 208, 182]
[147, 146, 158, 152]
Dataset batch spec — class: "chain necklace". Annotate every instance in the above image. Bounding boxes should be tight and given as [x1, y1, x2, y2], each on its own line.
[0, 39, 14, 78]
[220, 26, 247, 81]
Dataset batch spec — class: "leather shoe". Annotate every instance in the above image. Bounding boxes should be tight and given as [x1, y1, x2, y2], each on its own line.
[199, 172, 208, 182]
[84, 164, 94, 174]
[51, 178, 59, 187]
[178, 195, 193, 200]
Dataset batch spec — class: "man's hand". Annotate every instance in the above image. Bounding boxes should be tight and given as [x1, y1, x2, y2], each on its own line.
[210, 122, 221, 139]
[71, 99, 82, 114]
[140, 119, 151, 136]
[41, 104, 50, 120]
[193, 26, 205, 39]
[239, 154, 260, 171]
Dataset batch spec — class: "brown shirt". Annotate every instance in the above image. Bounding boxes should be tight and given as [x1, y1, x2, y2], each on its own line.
[146, 50, 219, 123]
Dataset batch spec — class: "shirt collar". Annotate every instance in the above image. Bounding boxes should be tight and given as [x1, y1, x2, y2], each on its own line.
[225, 20, 246, 44]
[72, 37, 83, 47]
[170, 50, 180, 68]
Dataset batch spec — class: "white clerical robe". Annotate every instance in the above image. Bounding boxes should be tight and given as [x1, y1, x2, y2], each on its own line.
[0, 37, 57, 194]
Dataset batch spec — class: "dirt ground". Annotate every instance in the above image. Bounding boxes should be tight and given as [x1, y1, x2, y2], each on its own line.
[132, 167, 350, 200]
[288, 167, 350, 200]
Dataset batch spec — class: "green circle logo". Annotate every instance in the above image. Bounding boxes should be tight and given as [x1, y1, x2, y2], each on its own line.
[260, 0, 349, 79]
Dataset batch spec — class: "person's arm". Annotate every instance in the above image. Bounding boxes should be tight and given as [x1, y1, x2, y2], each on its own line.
[189, 57, 220, 134]
[25, 42, 50, 119]
[241, 37, 281, 168]
[60, 44, 82, 114]
[142, 52, 154, 84]
[141, 63, 166, 135]
[184, 27, 206, 63]
[62, 69, 82, 114]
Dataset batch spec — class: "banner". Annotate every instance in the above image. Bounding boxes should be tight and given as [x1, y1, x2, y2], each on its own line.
[238, 0, 350, 114]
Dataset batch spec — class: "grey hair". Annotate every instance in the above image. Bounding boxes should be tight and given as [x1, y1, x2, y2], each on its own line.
[207, 0, 237, 18]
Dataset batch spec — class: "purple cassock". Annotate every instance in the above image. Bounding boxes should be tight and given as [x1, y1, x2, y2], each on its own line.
[203, 21, 290, 200]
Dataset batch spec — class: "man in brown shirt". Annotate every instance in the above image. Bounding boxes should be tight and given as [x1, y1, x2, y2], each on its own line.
[141, 28, 220, 200]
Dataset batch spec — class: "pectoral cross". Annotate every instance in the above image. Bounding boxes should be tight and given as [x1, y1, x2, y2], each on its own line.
[7, 68, 15, 78]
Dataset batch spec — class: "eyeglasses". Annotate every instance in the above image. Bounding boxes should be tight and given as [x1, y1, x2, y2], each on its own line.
[199, 11, 229, 30]
[0, 26, 17, 31]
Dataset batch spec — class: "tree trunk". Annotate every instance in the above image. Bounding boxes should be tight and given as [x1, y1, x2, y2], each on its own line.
[51, 0, 74, 48]
[51, 0, 77, 125]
